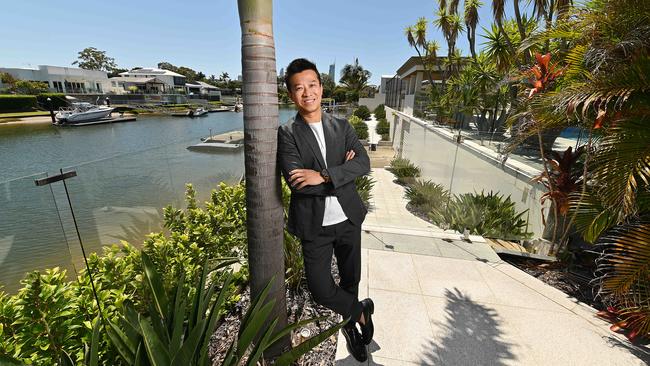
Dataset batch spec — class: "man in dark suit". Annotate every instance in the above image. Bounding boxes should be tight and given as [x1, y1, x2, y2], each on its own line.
[278, 58, 374, 362]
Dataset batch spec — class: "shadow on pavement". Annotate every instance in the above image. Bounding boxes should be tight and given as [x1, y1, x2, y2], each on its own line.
[421, 288, 516, 365]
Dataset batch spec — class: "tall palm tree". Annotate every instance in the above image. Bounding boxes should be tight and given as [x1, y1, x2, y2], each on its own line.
[464, 0, 482, 60]
[237, 0, 288, 354]
[491, 0, 517, 57]
[405, 18, 439, 92]
[339, 58, 371, 101]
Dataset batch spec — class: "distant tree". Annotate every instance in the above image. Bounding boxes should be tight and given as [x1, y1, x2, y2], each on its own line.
[107, 68, 128, 78]
[340, 58, 371, 103]
[333, 86, 347, 103]
[0, 72, 17, 85]
[320, 73, 335, 99]
[219, 72, 230, 82]
[196, 71, 206, 81]
[72, 47, 117, 72]
[14, 80, 49, 95]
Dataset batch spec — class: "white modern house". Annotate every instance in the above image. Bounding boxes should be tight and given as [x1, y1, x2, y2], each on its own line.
[0, 65, 111, 94]
[185, 81, 221, 97]
[111, 68, 186, 94]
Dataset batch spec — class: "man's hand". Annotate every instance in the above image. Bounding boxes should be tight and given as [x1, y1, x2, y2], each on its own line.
[345, 149, 355, 161]
[290, 169, 325, 189]
[289, 151, 356, 189]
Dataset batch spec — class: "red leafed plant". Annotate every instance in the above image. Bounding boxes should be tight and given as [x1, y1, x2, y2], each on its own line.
[527, 53, 564, 98]
[534, 146, 585, 215]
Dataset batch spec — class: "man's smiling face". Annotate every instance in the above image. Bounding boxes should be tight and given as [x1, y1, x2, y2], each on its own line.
[288, 69, 323, 116]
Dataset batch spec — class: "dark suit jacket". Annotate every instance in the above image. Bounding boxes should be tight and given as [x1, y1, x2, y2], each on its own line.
[278, 111, 371, 240]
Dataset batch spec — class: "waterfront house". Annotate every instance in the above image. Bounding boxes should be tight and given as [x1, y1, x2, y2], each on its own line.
[185, 81, 221, 99]
[0, 65, 110, 94]
[115, 68, 186, 94]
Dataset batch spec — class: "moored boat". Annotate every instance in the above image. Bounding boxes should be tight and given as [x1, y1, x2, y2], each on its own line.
[55, 102, 114, 124]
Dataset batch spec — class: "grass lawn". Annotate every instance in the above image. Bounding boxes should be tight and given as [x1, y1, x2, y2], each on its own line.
[0, 111, 51, 119]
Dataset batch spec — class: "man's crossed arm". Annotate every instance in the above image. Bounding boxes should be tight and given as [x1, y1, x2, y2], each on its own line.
[277, 122, 370, 196]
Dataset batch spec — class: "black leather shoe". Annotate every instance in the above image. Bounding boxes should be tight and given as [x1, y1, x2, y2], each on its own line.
[360, 298, 374, 345]
[342, 323, 367, 362]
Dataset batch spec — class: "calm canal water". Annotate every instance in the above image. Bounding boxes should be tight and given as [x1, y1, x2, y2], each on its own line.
[0, 108, 297, 292]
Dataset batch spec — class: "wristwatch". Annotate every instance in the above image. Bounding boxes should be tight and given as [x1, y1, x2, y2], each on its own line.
[320, 169, 331, 183]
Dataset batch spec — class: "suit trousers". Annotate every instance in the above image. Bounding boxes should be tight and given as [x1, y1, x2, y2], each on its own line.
[301, 219, 363, 323]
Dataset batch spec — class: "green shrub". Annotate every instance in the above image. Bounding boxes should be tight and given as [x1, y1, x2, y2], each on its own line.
[437, 191, 532, 240]
[353, 105, 371, 120]
[36, 93, 67, 110]
[389, 157, 421, 184]
[349, 115, 369, 140]
[405, 180, 449, 217]
[355, 175, 376, 209]
[373, 104, 386, 119]
[0, 94, 37, 112]
[376, 117, 390, 138]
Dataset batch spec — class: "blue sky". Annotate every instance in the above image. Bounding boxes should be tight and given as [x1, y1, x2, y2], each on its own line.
[2, 0, 530, 85]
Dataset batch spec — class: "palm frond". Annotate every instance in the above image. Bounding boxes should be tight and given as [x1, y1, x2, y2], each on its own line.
[595, 221, 650, 339]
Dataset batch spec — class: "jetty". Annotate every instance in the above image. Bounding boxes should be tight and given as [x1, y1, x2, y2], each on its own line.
[55, 116, 137, 127]
[187, 130, 244, 152]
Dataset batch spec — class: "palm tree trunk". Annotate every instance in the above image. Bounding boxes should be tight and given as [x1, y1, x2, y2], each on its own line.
[467, 27, 477, 60]
[513, 0, 531, 64]
[238, 0, 289, 355]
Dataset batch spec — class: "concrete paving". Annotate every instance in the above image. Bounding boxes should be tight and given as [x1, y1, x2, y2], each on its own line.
[333, 168, 650, 365]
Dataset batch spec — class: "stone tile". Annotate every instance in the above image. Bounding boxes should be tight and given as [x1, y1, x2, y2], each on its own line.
[374, 233, 442, 257]
[366, 289, 433, 364]
[368, 250, 421, 294]
[361, 232, 385, 250]
[411, 255, 497, 303]
[489, 262, 583, 311]
[474, 262, 571, 313]
[422, 296, 535, 366]
[368, 356, 420, 366]
[493, 305, 649, 366]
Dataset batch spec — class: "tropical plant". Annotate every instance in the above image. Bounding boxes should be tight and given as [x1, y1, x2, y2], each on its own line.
[404, 17, 440, 89]
[464, 0, 482, 60]
[389, 157, 421, 184]
[435, 191, 532, 240]
[504, 0, 650, 339]
[238, 0, 289, 355]
[355, 175, 376, 209]
[594, 223, 650, 343]
[339, 59, 371, 102]
[405, 179, 449, 218]
[349, 115, 369, 140]
[373, 104, 386, 119]
[353, 105, 371, 120]
[533, 146, 584, 249]
[376, 118, 390, 140]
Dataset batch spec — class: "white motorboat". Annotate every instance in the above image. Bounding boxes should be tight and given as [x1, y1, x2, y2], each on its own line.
[192, 107, 208, 117]
[55, 102, 114, 124]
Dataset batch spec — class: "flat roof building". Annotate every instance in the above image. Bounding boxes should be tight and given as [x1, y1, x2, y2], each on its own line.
[0, 65, 110, 94]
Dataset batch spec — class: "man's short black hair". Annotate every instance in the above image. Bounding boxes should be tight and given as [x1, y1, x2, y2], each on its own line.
[285, 58, 321, 91]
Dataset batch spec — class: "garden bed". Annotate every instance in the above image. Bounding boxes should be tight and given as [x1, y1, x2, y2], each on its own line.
[210, 260, 342, 365]
[501, 254, 603, 310]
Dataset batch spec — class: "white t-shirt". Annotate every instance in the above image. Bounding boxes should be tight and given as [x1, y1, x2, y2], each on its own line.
[307, 121, 348, 226]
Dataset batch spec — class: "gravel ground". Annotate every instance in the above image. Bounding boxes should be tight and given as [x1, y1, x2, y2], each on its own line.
[209, 259, 342, 365]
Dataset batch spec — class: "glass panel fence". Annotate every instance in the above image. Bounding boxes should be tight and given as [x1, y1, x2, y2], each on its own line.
[64, 134, 244, 255]
[0, 173, 74, 293]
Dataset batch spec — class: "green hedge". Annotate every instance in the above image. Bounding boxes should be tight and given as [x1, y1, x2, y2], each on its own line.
[374, 104, 386, 119]
[0, 95, 37, 112]
[36, 93, 67, 110]
[353, 105, 371, 120]
[349, 115, 369, 140]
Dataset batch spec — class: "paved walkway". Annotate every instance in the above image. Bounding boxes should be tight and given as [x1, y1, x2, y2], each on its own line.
[334, 168, 649, 365]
